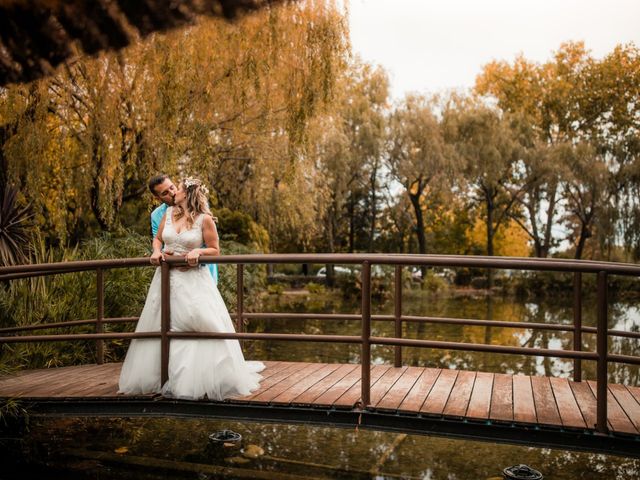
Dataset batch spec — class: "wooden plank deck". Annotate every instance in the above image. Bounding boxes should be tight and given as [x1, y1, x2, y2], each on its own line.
[1, 361, 639, 437]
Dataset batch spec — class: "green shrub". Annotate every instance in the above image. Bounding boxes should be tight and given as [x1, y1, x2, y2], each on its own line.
[215, 208, 270, 252]
[334, 272, 393, 301]
[267, 284, 285, 296]
[0, 232, 265, 370]
[0, 231, 154, 369]
[422, 271, 449, 293]
[306, 282, 326, 295]
[0, 398, 28, 428]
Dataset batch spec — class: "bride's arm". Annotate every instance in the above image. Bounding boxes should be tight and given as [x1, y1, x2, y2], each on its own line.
[185, 215, 219, 266]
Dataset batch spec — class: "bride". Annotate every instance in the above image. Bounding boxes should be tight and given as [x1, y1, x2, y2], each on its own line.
[118, 177, 264, 400]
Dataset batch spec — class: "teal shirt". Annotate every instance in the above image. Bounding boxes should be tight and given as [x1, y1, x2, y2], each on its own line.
[151, 204, 218, 284]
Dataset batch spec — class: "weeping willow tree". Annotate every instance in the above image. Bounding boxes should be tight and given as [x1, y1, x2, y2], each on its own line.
[0, 0, 350, 249]
[307, 60, 390, 254]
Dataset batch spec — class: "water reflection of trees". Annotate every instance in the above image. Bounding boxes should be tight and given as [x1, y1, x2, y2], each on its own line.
[17, 417, 640, 479]
[258, 294, 639, 384]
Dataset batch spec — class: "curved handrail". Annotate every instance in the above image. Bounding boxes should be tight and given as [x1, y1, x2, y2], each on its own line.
[2, 253, 640, 277]
[1, 253, 639, 435]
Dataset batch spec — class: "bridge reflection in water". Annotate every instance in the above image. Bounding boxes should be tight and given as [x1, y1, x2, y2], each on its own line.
[1, 254, 639, 457]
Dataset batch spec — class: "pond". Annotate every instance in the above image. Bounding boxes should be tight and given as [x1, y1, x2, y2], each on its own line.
[249, 289, 640, 385]
[1, 289, 639, 479]
[2, 415, 639, 479]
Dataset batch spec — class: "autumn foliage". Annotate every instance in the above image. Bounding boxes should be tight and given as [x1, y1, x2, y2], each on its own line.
[0, 3, 639, 265]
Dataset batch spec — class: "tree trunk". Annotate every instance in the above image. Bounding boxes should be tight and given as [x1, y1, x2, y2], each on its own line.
[409, 190, 427, 279]
[348, 195, 355, 253]
[486, 195, 495, 288]
[533, 238, 543, 258]
[368, 162, 378, 251]
[0, 131, 8, 194]
[326, 205, 336, 287]
[541, 181, 559, 258]
[527, 198, 543, 258]
[574, 223, 591, 259]
[409, 192, 426, 253]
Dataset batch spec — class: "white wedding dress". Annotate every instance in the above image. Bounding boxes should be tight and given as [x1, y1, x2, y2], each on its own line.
[118, 207, 264, 400]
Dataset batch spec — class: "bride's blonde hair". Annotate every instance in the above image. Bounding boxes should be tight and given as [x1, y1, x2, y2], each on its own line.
[174, 177, 212, 228]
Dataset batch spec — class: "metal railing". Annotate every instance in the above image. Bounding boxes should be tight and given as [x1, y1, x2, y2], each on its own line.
[1, 253, 640, 434]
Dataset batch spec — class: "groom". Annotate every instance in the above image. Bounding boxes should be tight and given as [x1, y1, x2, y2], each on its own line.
[148, 174, 219, 283]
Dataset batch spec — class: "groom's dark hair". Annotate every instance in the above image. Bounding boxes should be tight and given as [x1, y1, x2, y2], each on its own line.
[148, 174, 169, 195]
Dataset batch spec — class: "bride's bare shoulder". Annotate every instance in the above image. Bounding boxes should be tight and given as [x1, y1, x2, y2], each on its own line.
[201, 213, 216, 227]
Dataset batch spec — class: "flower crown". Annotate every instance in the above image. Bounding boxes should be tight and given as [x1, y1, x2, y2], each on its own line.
[183, 177, 209, 195]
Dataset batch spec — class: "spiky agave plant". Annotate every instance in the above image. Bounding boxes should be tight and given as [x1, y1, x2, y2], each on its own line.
[0, 186, 33, 267]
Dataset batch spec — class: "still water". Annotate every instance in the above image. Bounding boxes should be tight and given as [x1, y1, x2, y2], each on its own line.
[249, 290, 640, 385]
[1, 290, 639, 479]
[3, 416, 639, 479]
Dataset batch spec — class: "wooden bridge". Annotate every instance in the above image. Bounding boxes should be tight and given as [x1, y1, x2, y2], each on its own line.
[1, 254, 639, 457]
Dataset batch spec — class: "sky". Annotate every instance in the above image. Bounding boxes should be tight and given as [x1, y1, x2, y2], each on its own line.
[347, 0, 640, 100]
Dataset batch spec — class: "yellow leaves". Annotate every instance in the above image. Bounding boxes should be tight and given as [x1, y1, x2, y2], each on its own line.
[498, 221, 532, 257]
[1, 0, 350, 245]
[475, 40, 640, 147]
[475, 57, 544, 126]
[474, 60, 507, 97]
[467, 219, 530, 257]
[114, 446, 128, 454]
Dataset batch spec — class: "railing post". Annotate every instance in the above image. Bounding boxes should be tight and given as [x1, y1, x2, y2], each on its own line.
[160, 261, 171, 386]
[573, 272, 582, 382]
[237, 264, 244, 333]
[361, 261, 371, 408]
[237, 263, 244, 349]
[96, 268, 104, 365]
[596, 271, 608, 434]
[394, 265, 402, 368]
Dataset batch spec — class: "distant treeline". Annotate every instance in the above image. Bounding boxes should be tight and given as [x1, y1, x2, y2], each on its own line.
[0, 0, 638, 267]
